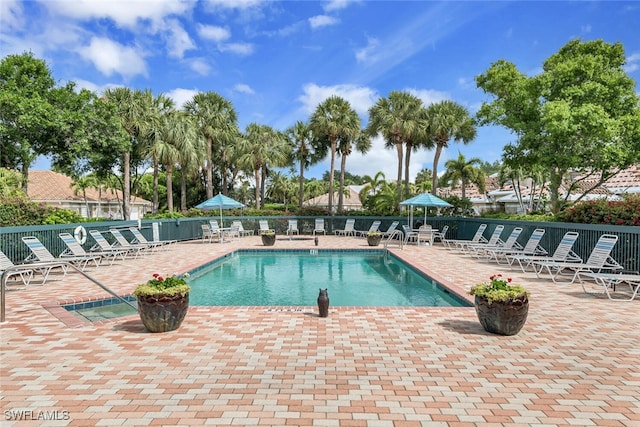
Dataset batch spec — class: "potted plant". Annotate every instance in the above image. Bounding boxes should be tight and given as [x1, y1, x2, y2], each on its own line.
[261, 230, 276, 246]
[469, 274, 529, 336]
[133, 273, 191, 333]
[366, 231, 382, 246]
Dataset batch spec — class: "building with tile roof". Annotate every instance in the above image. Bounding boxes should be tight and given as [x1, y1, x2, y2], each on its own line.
[27, 170, 152, 220]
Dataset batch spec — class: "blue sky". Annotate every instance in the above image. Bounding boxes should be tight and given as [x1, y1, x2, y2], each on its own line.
[2, 0, 639, 181]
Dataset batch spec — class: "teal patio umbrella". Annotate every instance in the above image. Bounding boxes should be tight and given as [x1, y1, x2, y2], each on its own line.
[400, 193, 452, 226]
[195, 193, 245, 227]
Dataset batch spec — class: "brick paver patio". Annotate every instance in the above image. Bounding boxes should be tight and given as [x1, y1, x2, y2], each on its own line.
[1, 235, 638, 426]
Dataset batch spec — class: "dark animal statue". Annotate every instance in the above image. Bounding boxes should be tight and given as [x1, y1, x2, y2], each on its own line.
[317, 288, 329, 317]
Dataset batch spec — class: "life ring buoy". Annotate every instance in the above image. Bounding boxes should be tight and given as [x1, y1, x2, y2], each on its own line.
[74, 225, 87, 245]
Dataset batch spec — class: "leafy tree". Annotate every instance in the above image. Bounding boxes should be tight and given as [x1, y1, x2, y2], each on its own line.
[367, 91, 427, 205]
[414, 168, 433, 193]
[476, 38, 640, 212]
[286, 121, 327, 207]
[425, 100, 477, 196]
[441, 152, 486, 199]
[310, 96, 361, 214]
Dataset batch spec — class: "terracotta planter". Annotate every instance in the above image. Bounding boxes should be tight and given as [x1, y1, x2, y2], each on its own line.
[261, 234, 276, 246]
[137, 293, 189, 333]
[474, 295, 528, 336]
[366, 235, 382, 246]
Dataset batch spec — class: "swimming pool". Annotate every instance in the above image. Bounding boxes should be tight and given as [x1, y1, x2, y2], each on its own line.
[187, 249, 469, 307]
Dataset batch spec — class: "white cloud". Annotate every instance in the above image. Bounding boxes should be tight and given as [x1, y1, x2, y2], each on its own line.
[189, 58, 211, 76]
[309, 15, 339, 29]
[197, 24, 231, 42]
[203, 0, 263, 11]
[219, 42, 254, 55]
[165, 19, 195, 58]
[0, 0, 24, 31]
[166, 88, 200, 109]
[406, 88, 450, 106]
[79, 37, 147, 79]
[44, 0, 193, 28]
[234, 83, 255, 94]
[624, 52, 640, 73]
[323, 0, 355, 12]
[355, 37, 380, 63]
[298, 83, 378, 116]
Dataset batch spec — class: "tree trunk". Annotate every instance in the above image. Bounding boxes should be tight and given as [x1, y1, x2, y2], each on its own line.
[549, 167, 563, 214]
[254, 168, 261, 210]
[338, 153, 347, 213]
[404, 143, 412, 196]
[395, 141, 403, 207]
[432, 144, 443, 196]
[328, 138, 336, 214]
[260, 167, 267, 209]
[298, 158, 305, 207]
[123, 151, 131, 220]
[180, 170, 187, 212]
[206, 137, 213, 199]
[152, 157, 159, 214]
[166, 164, 173, 212]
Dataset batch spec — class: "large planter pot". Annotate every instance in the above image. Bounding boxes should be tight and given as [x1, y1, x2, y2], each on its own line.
[474, 295, 528, 336]
[366, 235, 382, 246]
[261, 234, 276, 246]
[137, 293, 189, 333]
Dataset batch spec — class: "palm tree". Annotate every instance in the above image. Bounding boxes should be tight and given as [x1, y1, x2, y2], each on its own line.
[441, 152, 486, 199]
[425, 100, 477, 196]
[184, 92, 238, 198]
[337, 131, 370, 212]
[366, 91, 426, 205]
[310, 96, 360, 214]
[238, 123, 290, 209]
[286, 121, 327, 207]
[103, 87, 156, 220]
[71, 174, 98, 218]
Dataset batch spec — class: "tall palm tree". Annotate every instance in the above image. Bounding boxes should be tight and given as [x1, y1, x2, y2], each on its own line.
[71, 174, 98, 218]
[441, 152, 486, 199]
[103, 87, 156, 220]
[337, 131, 370, 212]
[286, 121, 327, 207]
[425, 100, 477, 196]
[366, 91, 426, 205]
[310, 96, 360, 214]
[184, 92, 238, 198]
[238, 123, 290, 209]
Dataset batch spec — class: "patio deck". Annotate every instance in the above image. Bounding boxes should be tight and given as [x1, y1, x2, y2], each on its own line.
[1, 236, 638, 426]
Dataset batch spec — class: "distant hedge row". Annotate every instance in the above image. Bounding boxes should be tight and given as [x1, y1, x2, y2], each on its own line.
[556, 195, 640, 226]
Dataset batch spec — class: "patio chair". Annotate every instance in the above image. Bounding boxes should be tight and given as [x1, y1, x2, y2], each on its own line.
[22, 236, 100, 272]
[457, 225, 504, 253]
[532, 234, 622, 283]
[59, 232, 123, 266]
[110, 229, 153, 255]
[480, 228, 547, 264]
[335, 218, 356, 236]
[201, 224, 219, 243]
[313, 218, 326, 235]
[259, 220, 274, 235]
[1, 248, 35, 287]
[89, 230, 138, 259]
[442, 224, 487, 250]
[417, 224, 434, 246]
[232, 220, 254, 237]
[506, 231, 581, 272]
[286, 219, 299, 237]
[471, 227, 523, 258]
[431, 225, 449, 244]
[576, 272, 640, 301]
[402, 224, 419, 245]
[129, 227, 176, 248]
[355, 220, 381, 237]
[382, 221, 399, 238]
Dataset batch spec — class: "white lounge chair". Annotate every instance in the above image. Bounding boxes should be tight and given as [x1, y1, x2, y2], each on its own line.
[335, 218, 355, 236]
[231, 220, 253, 237]
[1, 249, 36, 286]
[286, 219, 299, 237]
[313, 218, 326, 235]
[129, 227, 175, 248]
[355, 220, 381, 237]
[507, 231, 581, 272]
[22, 236, 100, 272]
[259, 220, 274, 234]
[458, 225, 504, 253]
[481, 228, 546, 264]
[472, 227, 523, 258]
[532, 234, 622, 283]
[442, 224, 487, 250]
[59, 232, 123, 266]
[576, 272, 640, 301]
[110, 229, 153, 254]
[89, 230, 138, 259]
[382, 221, 399, 238]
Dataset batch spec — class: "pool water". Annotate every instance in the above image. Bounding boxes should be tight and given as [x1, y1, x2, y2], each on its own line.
[188, 250, 468, 307]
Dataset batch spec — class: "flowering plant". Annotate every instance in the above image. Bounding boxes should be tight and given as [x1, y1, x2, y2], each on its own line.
[367, 231, 382, 237]
[468, 274, 529, 303]
[133, 273, 191, 297]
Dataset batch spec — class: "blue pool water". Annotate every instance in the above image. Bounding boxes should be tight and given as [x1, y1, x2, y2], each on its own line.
[187, 250, 469, 307]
